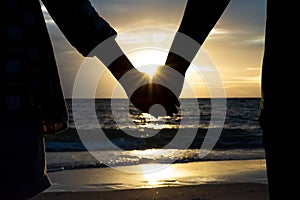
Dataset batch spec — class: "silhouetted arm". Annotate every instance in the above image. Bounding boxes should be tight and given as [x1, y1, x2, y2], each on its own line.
[43, 0, 179, 116]
[42, 0, 139, 93]
[165, 0, 231, 76]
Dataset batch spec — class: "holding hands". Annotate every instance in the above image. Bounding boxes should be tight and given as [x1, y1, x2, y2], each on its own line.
[95, 0, 231, 118]
[107, 53, 183, 117]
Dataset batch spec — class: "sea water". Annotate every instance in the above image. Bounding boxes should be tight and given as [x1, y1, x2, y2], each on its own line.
[45, 98, 265, 171]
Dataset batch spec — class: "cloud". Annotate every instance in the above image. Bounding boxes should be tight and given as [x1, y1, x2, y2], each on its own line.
[246, 67, 261, 71]
[115, 29, 176, 47]
[188, 65, 216, 73]
[226, 75, 261, 84]
[116, 34, 149, 44]
[210, 28, 229, 36]
[152, 32, 167, 44]
[243, 37, 265, 46]
[208, 26, 265, 46]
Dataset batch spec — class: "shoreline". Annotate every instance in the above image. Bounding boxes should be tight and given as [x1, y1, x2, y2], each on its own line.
[33, 159, 269, 199]
[45, 150, 266, 172]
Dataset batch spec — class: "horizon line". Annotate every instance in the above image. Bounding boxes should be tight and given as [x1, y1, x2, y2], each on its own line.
[66, 97, 261, 99]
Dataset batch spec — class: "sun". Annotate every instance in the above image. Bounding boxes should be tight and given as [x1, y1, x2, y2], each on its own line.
[138, 64, 159, 77]
[128, 49, 168, 77]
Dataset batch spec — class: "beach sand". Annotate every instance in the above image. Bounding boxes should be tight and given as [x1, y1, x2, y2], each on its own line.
[32, 159, 269, 200]
[33, 183, 269, 200]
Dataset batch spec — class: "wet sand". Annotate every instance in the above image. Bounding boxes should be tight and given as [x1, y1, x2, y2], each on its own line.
[32, 159, 269, 200]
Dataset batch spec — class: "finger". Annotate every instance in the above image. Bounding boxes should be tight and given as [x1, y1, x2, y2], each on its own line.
[165, 104, 178, 117]
[174, 98, 180, 107]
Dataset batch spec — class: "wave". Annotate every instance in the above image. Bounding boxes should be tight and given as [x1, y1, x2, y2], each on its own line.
[46, 148, 266, 172]
[45, 127, 262, 152]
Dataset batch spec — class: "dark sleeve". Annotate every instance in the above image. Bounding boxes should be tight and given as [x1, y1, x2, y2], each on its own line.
[178, 0, 231, 45]
[41, 0, 117, 56]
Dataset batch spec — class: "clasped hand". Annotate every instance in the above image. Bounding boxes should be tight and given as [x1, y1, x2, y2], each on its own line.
[122, 65, 185, 117]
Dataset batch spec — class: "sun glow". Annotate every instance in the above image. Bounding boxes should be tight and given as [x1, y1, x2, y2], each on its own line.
[140, 164, 177, 186]
[128, 49, 168, 77]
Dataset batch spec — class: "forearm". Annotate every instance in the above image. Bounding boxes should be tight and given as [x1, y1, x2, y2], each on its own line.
[94, 40, 137, 80]
[42, 0, 141, 88]
[93, 38, 148, 96]
[166, 0, 231, 75]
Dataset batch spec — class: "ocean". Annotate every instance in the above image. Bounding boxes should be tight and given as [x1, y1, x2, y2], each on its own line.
[45, 98, 265, 172]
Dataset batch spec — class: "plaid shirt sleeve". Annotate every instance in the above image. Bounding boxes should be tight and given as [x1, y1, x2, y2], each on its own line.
[42, 0, 117, 56]
[1, 0, 116, 135]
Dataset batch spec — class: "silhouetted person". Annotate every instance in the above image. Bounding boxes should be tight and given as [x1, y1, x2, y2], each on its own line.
[260, 1, 294, 199]
[167, 0, 280, 199]
[1, 0, 115, 199]
[1, 0, 178, 199]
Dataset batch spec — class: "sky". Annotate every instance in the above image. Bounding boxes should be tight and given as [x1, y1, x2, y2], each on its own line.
[41, 0, 267, 98]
